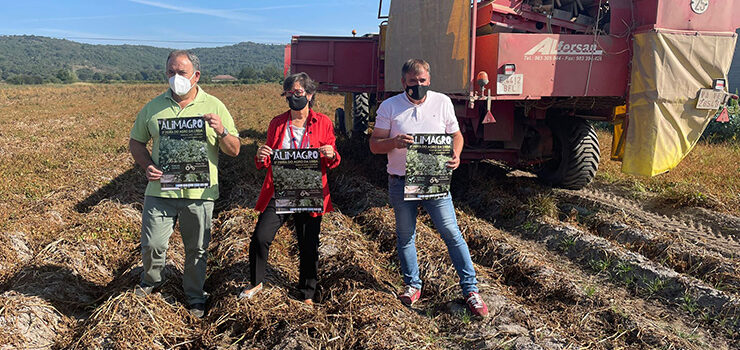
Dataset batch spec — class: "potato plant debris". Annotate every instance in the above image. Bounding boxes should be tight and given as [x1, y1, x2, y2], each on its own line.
[0, 84, 738, 349]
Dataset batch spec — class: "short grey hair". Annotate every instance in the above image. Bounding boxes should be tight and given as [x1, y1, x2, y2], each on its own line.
[401, 58, 430, 78]
[283, 72, 318, 108]
[167, 50, 200, 72]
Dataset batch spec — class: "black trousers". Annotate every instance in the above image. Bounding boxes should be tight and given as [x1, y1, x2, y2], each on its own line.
[249, 199, 322, 300]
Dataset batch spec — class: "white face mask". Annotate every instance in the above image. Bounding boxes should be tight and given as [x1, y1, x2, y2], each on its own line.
[169, 73, 196, 96]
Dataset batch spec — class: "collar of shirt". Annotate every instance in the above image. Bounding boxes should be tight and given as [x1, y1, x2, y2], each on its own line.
[166, 86, 207, 106]
[276, 109, 320, 127]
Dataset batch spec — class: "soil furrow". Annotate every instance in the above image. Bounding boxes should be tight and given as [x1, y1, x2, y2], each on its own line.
[592, 220, 740, 295]
[559, 188, 740, 259]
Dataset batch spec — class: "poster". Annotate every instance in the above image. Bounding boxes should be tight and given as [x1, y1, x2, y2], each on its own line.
[404, 133, 453, 200]
[272, 148, 323, 214]
[158, 116, 210, 191]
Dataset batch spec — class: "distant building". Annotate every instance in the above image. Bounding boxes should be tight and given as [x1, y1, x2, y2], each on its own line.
[212, 75, 238, 82]
[730, 29, 740, 93]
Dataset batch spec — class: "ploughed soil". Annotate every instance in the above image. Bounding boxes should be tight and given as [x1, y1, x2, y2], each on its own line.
[1, 84, 738, 349]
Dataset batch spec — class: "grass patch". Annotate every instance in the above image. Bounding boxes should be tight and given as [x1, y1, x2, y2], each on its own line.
[526, 193, 558, 218]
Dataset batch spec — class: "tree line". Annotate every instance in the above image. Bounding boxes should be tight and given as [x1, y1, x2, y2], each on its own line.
[5, 65, 283, 85]
[0, 35, 284, 85]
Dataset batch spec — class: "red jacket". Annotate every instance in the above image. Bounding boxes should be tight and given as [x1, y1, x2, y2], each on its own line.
[255, 109, 341, 216]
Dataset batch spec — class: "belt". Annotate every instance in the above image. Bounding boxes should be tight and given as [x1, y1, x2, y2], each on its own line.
[389, 174, 405, 179]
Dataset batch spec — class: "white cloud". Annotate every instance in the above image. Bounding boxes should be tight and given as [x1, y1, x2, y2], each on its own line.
[35, 28, 114, 38]
[129, 0, 258, 21]
[231, 5, 311, 11]
[15, 12, 168, 23]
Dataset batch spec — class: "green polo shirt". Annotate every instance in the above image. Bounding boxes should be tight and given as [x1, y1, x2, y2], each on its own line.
[130, 87, 238, 200]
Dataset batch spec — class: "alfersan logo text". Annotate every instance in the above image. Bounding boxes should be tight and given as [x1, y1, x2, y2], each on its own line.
[524, 37, 603, 56]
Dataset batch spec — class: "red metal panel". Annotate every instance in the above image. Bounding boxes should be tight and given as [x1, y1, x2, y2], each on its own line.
[608, 0, 634, 36]
[283, 44, 291, 77]
[634, 0, 739, 33]
[478, 1, 594, 34]
[460, 149, 519, 165]
[289, 36, 378, 92]
[475, 33, 499, 90]
[475, 33, 630, 97]
[483, 101, 515, 141]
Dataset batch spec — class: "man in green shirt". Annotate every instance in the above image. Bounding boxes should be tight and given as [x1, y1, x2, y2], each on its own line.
[129, 50, 240, 318]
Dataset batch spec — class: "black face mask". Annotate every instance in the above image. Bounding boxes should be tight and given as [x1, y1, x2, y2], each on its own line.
[287, 95, 309, 111]
[406, 84, 430, 101]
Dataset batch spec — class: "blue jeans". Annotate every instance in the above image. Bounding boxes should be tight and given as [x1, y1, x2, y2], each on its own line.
[388, 175, 478, 296]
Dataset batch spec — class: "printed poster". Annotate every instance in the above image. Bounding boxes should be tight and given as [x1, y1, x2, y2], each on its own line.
[272, 148, 323, 214]
[158, 116, 210, 191]
[404, 133, 453, 200]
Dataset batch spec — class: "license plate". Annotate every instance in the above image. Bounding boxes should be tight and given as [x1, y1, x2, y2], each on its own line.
[497, 74, 523, 95]
[696, 89, 727, 110]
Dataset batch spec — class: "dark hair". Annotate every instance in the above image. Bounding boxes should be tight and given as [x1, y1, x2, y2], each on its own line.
[401, 58, 430, 78]
[167, 50, 200, 72]
[283, 72, 318, 108]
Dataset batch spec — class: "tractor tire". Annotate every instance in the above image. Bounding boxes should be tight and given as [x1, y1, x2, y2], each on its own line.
[334, 108, 347, 136]
[537, 118, 600, 190]
[352, 93, 370, 135]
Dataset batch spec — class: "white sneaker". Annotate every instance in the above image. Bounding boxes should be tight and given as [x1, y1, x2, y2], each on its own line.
[238, 282, 263, 300]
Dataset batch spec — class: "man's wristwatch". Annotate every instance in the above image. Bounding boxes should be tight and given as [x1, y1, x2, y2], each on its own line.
[219, 128, 229, 138]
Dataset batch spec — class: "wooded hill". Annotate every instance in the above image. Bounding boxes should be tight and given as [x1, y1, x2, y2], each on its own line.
[0, 35, 284, 84]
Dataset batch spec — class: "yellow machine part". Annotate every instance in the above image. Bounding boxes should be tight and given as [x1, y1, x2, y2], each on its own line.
[384, 0, 470, 93]
[622, 31, 737, 177]
[611, 105, 626, 161]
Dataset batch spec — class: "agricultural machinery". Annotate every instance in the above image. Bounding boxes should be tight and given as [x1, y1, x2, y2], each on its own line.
[285, 0, 740, 189]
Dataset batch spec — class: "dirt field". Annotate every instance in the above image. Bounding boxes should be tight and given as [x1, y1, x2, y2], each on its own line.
[0, 83, 738, 349]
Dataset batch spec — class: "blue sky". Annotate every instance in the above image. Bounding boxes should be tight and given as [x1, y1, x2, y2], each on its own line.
[0, 0, 389, 48]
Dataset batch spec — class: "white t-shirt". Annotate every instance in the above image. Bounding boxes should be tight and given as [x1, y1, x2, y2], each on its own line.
[375, 91, 460, 176]
[280, 125, 307, 149]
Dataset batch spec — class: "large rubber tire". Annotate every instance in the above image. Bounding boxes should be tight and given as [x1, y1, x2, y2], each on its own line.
[537, 118, 600, 190]
[334, 108, 347, 136]
[352, 93, 370, 135]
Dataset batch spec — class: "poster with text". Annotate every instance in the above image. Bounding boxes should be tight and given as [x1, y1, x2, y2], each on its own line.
[272, 148, 323, 214]
[158, 116, 210, 191]
[404, 134, 453, 200]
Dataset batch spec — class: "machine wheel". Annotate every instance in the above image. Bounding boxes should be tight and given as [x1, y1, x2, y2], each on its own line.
[334, 108, 347, 136]
[537, 118, 600, 190]
[352, 93, 371, 135]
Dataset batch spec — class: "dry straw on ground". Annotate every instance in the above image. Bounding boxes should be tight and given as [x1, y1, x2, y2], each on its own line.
[72, 291, 198, 350]
[0, 232, 33, 284]
[202, 208, 440, 349]
[2, 84, 738, 349]
[0, 291, 73, 350]
[329, 173, 390, 216]
[6, 238, 131, 316]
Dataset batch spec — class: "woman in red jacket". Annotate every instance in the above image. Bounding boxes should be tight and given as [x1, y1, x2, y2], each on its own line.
[239, 72, 341, 305]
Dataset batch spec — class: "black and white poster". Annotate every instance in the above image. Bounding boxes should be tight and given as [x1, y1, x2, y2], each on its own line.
[404, 133, 453, 200]
[158, 116, 210, 191]
[272, 148, 323, 214]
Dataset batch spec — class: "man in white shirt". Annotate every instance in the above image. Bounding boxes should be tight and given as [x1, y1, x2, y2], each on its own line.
[369, 59, 488, 317]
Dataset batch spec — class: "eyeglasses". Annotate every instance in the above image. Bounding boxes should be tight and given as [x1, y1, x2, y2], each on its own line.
[284, 89, 306, 97]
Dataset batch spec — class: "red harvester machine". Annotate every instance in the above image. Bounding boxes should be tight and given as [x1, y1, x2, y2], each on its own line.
[286, 0, 740, 189]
